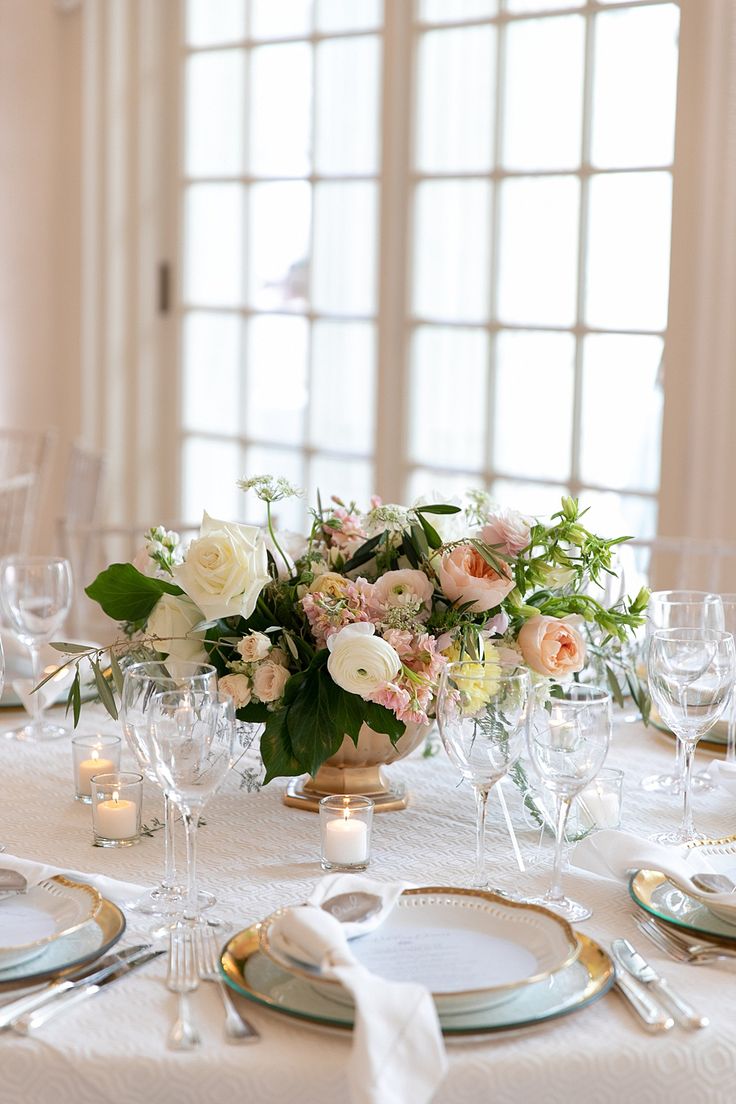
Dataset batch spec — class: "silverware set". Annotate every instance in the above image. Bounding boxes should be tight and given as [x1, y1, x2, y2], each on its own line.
[634, 912, 736, 965]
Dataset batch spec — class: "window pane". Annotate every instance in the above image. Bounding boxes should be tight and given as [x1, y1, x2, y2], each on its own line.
[410, 327, 489, 469]
[184, 184, 244, 306]
[413, 180, 491, 321]
[310, 322, 376, 453]
[503, 16, 584, 171]
[592, 5, 679, 169]
[185, 52, 245, 177]
[246, 316, 309, 445]
[317, 0, 382, 32]
[249, 181, 311, 311]
[580, 334, 663, 492]
[184, 437, 241, 522]
[497, 176, 579, 326]
[416, 26, 495, 173]
[580, 490, 657, 541]
[585, 172, 672, 331]
[492, 480, 569, 519]
[183, 313, 241, 435]
[312, 182, 377, 315]
[186, 0, 245, 46]
[250, 0, 311, 39]
[506, 0, 582, 11]
[315, 37, 380, 175]
[250, 44, 312, 176]
[494, 331, 574, 480]
[419, 0, 497, 20]
[407, 467, 484, 503]
[309, 455, 374, 508]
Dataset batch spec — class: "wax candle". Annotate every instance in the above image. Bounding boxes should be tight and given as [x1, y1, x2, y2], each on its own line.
[323, 814, 369, 865]
[93, 789, 138, 839]
[77, 751, 116, 797]
[578, 785, 620, 829]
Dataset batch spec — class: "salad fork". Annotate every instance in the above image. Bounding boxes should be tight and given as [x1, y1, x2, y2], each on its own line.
[167, 928, 200, 1051]
[195, 926, 259, 1044]
[633, 914, 736, 964]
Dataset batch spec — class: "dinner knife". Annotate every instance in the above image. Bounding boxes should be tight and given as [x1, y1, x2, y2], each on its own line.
[612, 962, 674, 1033]
[612, 939, 709, 1030]
[12, 948, 165, 1034]
[0, 944, 151, 1031]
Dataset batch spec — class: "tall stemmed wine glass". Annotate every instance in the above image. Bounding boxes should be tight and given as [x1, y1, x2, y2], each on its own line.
[717, 595, 736, 767]
[641, 591, 723, 794]
[526, 685, 612, 922]
[146, 689, 236, 930]
[436, 664, 531, 890]
[121, 661, 217, 923]
[648, 628, 735, 844]
[0, 556, 73, 741]
[0, 634, 5, 850]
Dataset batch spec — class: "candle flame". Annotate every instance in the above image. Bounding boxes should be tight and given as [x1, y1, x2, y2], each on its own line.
[92, 750, 99, 761]
[112, 789, 120, 804]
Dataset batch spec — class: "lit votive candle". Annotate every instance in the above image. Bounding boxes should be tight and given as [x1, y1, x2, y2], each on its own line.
[578, 768, 624, 831]
[91, 772, 143, 848]
[319, 795, 374, 872]
[71, 734, 121, 803]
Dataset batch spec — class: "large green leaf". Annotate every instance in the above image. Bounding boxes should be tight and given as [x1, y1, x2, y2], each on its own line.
[364, 702, 406, 746]
[261, 710, 302, 784]
[85, 564, 183, 622]
[286, 666, 355, 776]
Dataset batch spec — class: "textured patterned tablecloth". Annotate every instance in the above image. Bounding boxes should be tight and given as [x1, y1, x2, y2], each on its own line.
[1, 706, 735, 1104]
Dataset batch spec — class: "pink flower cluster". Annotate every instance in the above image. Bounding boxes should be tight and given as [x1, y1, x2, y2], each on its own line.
[322, 507, 367, 554]
[366, 629, 446, 726]
[302, 581, 372, 646]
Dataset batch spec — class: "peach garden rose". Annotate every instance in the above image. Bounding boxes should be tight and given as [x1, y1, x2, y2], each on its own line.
[438, 544, 515, 613]
[517, 614, 586, 677]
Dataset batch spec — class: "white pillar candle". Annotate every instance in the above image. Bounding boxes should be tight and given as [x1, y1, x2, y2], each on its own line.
[77, 752, 116, 797]
[93, 790, 138, 839]
[324, 815, 369, 865]
[578, 786, 620, 829]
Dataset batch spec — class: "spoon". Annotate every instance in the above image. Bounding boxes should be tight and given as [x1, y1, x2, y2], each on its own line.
[691, 873, 736, 895]
[0, 870, 27, 900]
[320, 892, 383, 924]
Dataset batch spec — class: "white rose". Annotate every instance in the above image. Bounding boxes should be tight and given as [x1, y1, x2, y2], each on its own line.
[219, 673, 252, 709]
[147, 594, 207, 664]
[236, 631, 272, 662]
[326, 623, 402, 699]
[173, 512, 270, 621]
[252, 661, 290, 703]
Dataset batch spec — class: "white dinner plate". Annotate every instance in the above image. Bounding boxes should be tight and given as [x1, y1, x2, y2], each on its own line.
[631, 836, 736, 939]
[0, 875, 102, 968]
[259, 887, 579, 1015]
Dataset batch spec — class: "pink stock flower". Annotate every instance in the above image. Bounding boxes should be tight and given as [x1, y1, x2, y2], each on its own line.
[367, 681, 411, 715]
[322, 508, 367, 553]
[301, 580, 372, 646]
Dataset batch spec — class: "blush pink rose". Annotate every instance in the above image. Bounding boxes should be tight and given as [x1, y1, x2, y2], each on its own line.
[438, 545, 515, 613]
[480, 508, 531, 556]
[252, 661, 290, 703]
[219, 674, 252, 709]
[517, 615, 586, 677]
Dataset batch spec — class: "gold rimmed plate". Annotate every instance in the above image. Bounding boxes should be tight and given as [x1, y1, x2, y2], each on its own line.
[220, 926, 613, 1038]
[630, 837, 736, 942]
[0, 875, 103, 969]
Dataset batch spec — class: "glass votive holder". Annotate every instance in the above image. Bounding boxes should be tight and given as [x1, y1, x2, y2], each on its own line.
[91, 772, 143, 847]
[577, 768, 624, 832]
[72, 734, 122, 803]
[319, 795, 374, 872]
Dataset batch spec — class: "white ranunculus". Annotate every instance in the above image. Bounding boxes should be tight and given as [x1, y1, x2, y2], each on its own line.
[326, 623, 402, 700]
[173, 512, 270, 621]
[147, 593, 208, 664]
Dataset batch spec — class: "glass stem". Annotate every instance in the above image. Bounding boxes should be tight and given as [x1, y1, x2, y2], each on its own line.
[162, 795, 177, 891]
[550, 795, 573, 903]
[680, 740, 697, 840]
[182, 806, 200, 923]
[728, 693, 736, 764]
[473, 784, 490, 888]
[28, 644, 42, 728]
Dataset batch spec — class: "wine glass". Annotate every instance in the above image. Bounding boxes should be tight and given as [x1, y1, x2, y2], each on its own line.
[146, 689, 236, 930]
[648, 628, 735, 844]
[641, 591, 724, 794]
[526, 685, 612, 922]
[717, 595, 736, 768]
[0, 556, 73, 741]
[121, 660, 217, 925]
[436, 663, 531, 889]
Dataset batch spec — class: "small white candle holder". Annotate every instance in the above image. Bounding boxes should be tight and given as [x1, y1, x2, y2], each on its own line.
[91, 772, 143, 847]
[577, 768, 624, 832]
[319, 795, 374, 872]
[72, 734, 122, 803]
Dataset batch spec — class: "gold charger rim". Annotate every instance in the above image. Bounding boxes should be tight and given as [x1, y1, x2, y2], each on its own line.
[257, 885, 580, 1000]
[629, 867, 736, 945]
[0, 874, 103, 959]
[220, 927, 613, 1037]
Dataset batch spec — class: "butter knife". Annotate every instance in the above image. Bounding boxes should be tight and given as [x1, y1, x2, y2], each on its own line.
[0, 944, 150, 1031]
[11, 948, 164, 1034]
[612, 939, 709, 1030]
[612, 963, 674, 1033]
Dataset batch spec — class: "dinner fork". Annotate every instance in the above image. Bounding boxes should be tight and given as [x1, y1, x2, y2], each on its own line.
[633, 914, 736, 964]
[167, 927, 201, 1051]
[195, 926, 259, 1044]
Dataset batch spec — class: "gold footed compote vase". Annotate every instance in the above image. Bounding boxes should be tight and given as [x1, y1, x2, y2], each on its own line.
[284, 721, 429, 812]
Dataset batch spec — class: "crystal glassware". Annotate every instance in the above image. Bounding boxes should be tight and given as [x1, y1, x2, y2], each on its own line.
[648, 628, 735, 844]
[0, 556, 73, 741]
[319, 795, 374, 872]
[718, 595, 736, 767]
[436, 663, 531, 890]
[146, 688, 236, 930]
[91, 771, 143, 847]
[71, 733, 122, 803]
[526, 685, 612, 922]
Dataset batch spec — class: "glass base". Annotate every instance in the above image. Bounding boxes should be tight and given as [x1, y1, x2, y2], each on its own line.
[4, 722, 67, 742]
[93, 834, 141, 848]
[649, 827, 707, 846]
[526, 892, 592, 923]
[320, 859, 370, 873]
[641, 772, 680, 794]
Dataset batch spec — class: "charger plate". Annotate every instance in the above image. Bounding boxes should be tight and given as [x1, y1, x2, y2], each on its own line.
[221, 928, 613, 1038]
[259, 887, 579, 1015]
[630, 837, 736, 941]
[0, 896, 125, 992]
[0, 875, 102, 968]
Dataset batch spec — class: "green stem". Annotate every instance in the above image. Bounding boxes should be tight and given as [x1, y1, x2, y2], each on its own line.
[267, 501, 292, 577]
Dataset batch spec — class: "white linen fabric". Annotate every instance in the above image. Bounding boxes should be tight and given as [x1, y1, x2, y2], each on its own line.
[0, 853, 149, 911]
[270, 875, 446, 1104]
[2, 709, 736, 1104]
[705, 758, 736, 794]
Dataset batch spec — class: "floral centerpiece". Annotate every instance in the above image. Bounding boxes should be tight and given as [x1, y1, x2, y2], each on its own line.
[50, 477, 647, 794]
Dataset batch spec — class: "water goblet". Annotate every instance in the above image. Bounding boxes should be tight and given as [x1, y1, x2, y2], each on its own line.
[526, 685, 612, 922]
[648, 628, 735, 845]
[717, 595, 736, 767]
[146, 689, 236, 931]
[436, 664, 531, 890]
[0, 556, 73, 741]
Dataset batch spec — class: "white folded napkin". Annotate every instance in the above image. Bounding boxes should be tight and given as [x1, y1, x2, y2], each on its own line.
[0, 853, 150, 910]
[270, 875, 447, 1104]
[705, 759, 736, 795]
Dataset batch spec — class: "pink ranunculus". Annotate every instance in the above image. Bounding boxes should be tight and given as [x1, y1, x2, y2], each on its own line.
[372, 569, 434, 617]
[480, 509, 532, 556]
[252, 661, 291, 703]
[438, 544, 515, 613]
[517, 615, 586, 677]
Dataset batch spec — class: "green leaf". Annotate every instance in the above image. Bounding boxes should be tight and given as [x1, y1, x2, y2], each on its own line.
[64, 670, 82, 728]
[417, 513, 442, 550]
[109, 651, 124, 696]
[415, 504, 461, 515]
[364, 702, 406, 746]
[410, 522, 430, 558]
[286, 667, 349, 776]
[261, 710, 302, 784]
[85, 564, 183, 622]
[341, 533, 383, 573]
[237, 700, 271, 723]
[91, 659, 118, 720]
[604, 663, 625, 709]
[50, 642, 96, 654]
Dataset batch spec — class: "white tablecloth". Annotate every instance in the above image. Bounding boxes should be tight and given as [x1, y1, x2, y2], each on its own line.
[1, 706, 735, 1104]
